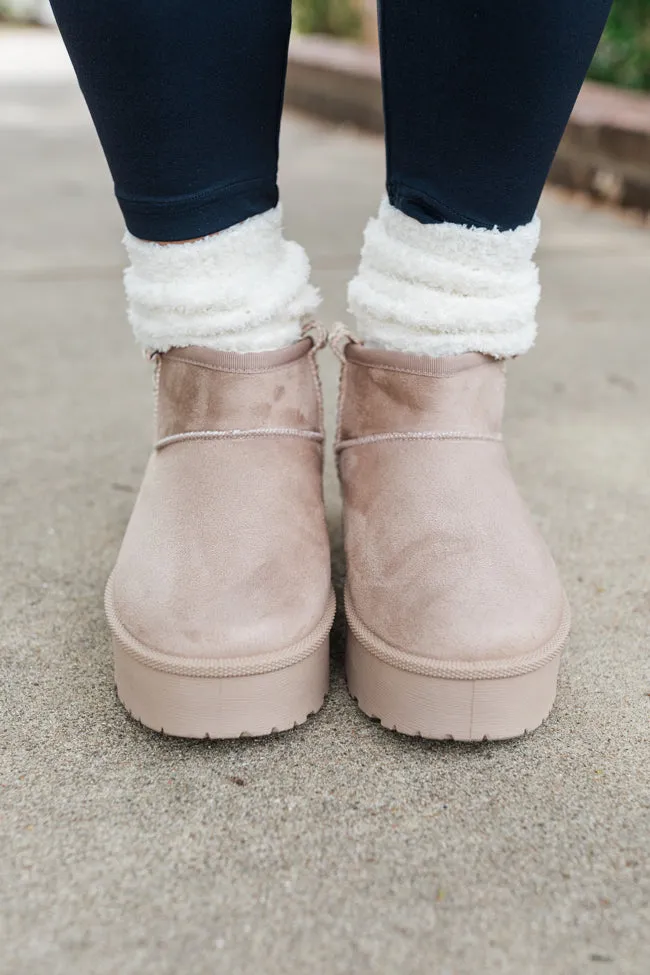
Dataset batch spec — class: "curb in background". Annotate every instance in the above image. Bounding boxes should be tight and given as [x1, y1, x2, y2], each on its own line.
[286, 34, 650, 216]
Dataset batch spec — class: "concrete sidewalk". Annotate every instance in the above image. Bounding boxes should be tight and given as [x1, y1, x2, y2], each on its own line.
[1, 29, 649, 975]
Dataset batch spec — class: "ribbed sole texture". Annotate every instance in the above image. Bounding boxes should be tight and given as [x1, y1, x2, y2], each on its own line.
[113, 636, 329, 739]
[346, 634, 563, 741]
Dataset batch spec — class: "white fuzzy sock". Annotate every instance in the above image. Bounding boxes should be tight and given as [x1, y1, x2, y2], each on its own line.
[347, 199, 541, 358]
[123, 205, 320, 352]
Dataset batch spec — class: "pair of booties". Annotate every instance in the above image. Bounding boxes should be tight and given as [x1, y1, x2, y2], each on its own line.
[105, 328, 569, 740]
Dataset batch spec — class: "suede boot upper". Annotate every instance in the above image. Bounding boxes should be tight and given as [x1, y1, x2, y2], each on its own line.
[108, 334, 334, 666]
[336, 339, 569, 675]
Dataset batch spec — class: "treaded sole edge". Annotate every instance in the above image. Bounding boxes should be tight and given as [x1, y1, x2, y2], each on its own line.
[114, 635, 330, 739]
[346, 633, 563, 741]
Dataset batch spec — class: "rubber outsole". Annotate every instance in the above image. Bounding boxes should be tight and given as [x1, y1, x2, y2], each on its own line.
[113, 634, 330, 738]
[346, 633, 564, 741]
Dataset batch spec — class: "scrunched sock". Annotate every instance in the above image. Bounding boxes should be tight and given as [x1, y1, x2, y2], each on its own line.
[123, 205, 320, 353]
[348, 198, 541, 358]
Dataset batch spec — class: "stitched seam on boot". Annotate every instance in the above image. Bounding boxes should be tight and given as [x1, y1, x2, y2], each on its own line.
[343, 357, 492, 378]
[345, 587, 570, 680]
[106, 581, 336, 678]
[307, 347, 326, 438]
[165, 353, 309, 376]
[336, 431, 502, 451]
[155, 429, 323, 450]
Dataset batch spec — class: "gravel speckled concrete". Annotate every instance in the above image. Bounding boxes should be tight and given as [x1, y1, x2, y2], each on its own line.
[1, 29, 648, 975]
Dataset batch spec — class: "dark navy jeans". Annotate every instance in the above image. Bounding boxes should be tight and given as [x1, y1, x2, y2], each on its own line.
[50, 0, 612, 240]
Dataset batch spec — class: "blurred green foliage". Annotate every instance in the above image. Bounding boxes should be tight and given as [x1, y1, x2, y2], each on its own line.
[589, 0, 650, 90]
[292, 0, 361, 39]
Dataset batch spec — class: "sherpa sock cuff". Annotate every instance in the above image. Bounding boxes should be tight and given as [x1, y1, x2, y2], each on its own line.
[348, 198, 541, 358]
[123, 205, 320, 353]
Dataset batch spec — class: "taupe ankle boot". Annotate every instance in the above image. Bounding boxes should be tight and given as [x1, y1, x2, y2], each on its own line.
[106, 332, 335, 738]
[334, 335, 569, 740]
